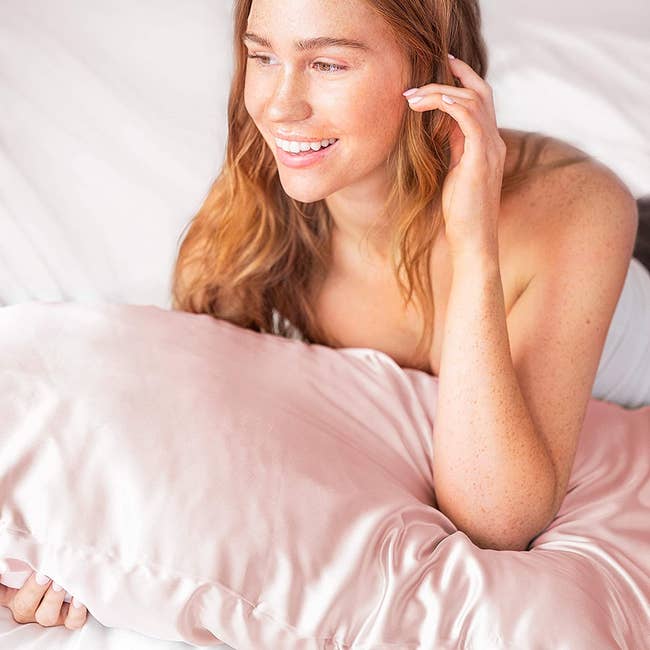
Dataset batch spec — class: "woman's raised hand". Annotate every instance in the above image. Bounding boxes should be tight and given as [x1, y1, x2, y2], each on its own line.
[403, 53, 507, 260]
[0, 570, 87, 629]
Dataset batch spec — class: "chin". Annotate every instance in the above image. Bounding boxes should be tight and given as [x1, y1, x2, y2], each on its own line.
[278, 178, 332, 204]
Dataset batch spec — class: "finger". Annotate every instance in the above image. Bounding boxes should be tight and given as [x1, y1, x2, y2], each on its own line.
[446, 55, 493, 101]
[64, 597, 88, 630]
[406, 91, 487, 129]
[403, 83, 476, 102]
[11, 571, 51, 623]
[411, 93, 493, 167]
[0, 583, 18, 608]
[406, 92, 487, 134]
[406, 89, 497, 137]
[447, 55, 497, 123]
[34, 581, 66, 627]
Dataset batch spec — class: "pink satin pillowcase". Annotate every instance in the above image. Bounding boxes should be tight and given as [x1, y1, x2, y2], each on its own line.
[1, 302, 648, 649]
[0, 301, 444, 647]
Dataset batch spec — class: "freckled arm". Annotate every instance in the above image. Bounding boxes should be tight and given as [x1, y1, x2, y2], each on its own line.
[430, 248, 556, 552]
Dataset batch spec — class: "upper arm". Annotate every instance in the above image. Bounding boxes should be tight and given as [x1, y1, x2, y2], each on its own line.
[505, 156, 638, 521]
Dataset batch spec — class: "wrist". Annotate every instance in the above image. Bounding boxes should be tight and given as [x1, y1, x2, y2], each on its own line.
[450, 239, 500, 274]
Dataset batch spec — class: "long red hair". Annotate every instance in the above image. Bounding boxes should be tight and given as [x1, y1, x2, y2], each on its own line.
[171, 0, 589, 360]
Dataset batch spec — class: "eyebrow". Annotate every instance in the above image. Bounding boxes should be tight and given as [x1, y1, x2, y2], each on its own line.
[242, 32, 371, 53]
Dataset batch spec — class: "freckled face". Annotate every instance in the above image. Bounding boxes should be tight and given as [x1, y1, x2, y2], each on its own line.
[243, 0, 410, 203]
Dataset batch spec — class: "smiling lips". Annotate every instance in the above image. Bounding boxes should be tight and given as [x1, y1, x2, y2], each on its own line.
[275, 137, 339, 154]
[275, 138, 340, 168]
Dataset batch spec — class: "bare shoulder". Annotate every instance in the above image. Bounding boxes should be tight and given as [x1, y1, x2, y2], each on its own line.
[498, 128, 638, 275]
[500, 128, 635, 208]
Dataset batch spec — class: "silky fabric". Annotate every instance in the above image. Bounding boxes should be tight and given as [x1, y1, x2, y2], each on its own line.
[0, 302, 648, 649]
[592, 257, 650, 409]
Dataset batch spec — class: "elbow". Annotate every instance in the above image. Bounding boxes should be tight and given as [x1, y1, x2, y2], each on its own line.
[463, 476, 558, 552]
[464, 526, 537, 552]
[467, 519, 548, 552]
[436, 450, 558, 552]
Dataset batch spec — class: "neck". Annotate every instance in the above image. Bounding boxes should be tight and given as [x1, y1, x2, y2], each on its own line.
[325, 176, 394, 264]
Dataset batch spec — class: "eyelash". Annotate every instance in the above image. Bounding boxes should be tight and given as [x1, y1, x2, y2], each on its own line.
[247, 54, 347, 74]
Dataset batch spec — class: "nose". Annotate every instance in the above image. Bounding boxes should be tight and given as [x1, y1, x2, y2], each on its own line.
[266, 71, 312, 123]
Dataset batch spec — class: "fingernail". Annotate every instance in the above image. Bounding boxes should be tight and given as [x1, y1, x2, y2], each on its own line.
[52, 582, 63, 592]
[35, 572, 50, 586]
[402, 88, 419, 97]
[72, 596, 84, 609]
[407, 96, 423, 104]
[442, 94, 456, 104]
[448, 53, 456, 59]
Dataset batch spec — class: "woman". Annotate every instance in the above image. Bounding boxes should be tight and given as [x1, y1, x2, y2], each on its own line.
[173, 0, 640, 553]
[3, 0, 645, 632]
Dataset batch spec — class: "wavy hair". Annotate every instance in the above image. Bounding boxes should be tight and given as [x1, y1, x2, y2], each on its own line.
[171, 0, 590, 364]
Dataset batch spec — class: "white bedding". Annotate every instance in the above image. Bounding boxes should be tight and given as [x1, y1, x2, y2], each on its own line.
[482, 2, 650, 199]
[0, 607, 205, 650]
[0, 0, 649, 311]
[0, 0, 648, 648]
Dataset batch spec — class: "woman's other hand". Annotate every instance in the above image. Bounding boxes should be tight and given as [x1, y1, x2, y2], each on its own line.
[0, 571, 87, 629]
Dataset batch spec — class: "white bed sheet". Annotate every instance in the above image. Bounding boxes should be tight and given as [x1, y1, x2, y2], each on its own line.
[0, 605, 227, 650]
[0, 0, 232, 309]
[482, 2, 650, 199]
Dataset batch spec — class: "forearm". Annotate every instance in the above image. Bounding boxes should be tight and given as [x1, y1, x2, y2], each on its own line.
[432, 246, 556, 551]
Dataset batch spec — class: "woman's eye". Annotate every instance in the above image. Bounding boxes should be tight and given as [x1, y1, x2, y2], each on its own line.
[247, 55, 346, 74]
[247, 54, 277, 68]
[313, 61, 347, 73]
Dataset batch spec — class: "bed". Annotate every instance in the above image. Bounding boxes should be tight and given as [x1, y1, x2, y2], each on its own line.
[0, 1, 649, 648]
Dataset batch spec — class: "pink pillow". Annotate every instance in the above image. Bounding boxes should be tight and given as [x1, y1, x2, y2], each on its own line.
[0, 302, 648, 648]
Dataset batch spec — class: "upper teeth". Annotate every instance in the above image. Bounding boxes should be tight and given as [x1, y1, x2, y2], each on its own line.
[275, 138, 338, 153]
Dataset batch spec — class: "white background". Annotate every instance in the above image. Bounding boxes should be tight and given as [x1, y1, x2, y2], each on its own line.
[0, 0, 648, 309]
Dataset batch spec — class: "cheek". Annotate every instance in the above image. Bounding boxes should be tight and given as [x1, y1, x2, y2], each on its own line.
[243, 71, 268, 122]
[345, 87, 406, 150]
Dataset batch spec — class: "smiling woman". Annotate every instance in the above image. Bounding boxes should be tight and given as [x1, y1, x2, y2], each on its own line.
[171, 0, 641, 554]
[172, 0, 589, 353]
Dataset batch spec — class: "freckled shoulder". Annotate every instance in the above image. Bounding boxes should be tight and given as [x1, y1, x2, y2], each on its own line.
[499, 128, 632, 221]
[496, 129, 627, 284]
[500, 128, 592, 198]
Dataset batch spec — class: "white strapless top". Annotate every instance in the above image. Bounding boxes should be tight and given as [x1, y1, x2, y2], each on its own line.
[592, 257, 650, 409]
